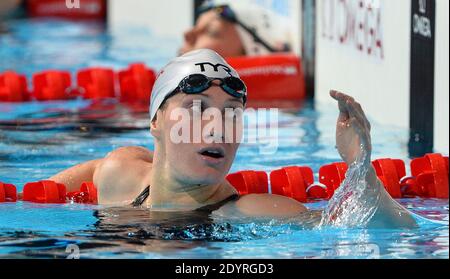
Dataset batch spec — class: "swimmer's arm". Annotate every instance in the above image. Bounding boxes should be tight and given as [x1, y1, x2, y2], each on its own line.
[47, 146, 153, 194]
[216, 194, 308, 218]
[331, 91, 416, 228]
[48, 159, 104, 192]
[365, 166, 417, 228]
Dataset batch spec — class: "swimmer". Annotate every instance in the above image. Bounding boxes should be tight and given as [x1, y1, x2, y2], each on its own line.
[0, 0, 22, 19]
[47, 49, 417, 228]
[0, 0, 25, 35]
[0, 0, 22, 32]
[180, 1, 291, 57]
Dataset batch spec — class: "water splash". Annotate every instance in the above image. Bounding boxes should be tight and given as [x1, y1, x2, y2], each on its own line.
[320, 148, 381, 228]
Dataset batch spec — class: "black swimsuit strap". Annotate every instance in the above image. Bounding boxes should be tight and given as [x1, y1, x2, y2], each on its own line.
[195, 194, 240, 213]
[131, 186, 239, 212]
[131, 186, 150, 207]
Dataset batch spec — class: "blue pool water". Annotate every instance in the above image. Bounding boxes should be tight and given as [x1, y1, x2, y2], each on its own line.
[0, 19, 448, 259]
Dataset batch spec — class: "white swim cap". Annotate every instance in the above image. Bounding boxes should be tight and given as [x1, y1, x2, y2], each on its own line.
[199, 1, 292, 56]
[150, 49, 241, 121]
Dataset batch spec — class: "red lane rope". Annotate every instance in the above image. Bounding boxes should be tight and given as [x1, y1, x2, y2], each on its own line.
[1, 55, 306, 104]
[1, 153, 447, 205]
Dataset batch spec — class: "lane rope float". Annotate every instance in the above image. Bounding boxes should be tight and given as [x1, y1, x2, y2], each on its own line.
[1, 54, 306, 104]
[1, 153, 447, 205]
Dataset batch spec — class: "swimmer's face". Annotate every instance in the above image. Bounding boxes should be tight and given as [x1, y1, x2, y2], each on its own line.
[151, 85, 244, 187]
[179, 10, 245, 57]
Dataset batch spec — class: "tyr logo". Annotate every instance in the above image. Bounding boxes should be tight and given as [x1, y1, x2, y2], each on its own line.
[195, 62, 232, 75]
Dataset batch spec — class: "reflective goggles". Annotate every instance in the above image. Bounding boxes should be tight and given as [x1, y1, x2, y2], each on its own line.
[169, 74, 247, 104]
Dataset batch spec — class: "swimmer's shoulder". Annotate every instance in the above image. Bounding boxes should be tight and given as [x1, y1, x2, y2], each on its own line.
[105, 146, 154, 163]
[94, 146, 153, 205]
[216, 194, 308, 218]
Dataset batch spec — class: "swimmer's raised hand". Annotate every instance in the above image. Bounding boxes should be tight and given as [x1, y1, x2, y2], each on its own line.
[328, 91, 417, 228]
[330, 90, 372, 166]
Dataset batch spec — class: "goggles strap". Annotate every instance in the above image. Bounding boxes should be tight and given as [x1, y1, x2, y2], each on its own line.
[198, 4, 279, 53]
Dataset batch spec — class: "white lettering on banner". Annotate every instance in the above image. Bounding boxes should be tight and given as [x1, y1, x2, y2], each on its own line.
[66, 0, 80, 9]
[413, 15, 432, 38]
[39, 1, 100, 14]
[413, 0, 432, 38]
[418, 0, 427, 14]
[321, 0, 385, 59]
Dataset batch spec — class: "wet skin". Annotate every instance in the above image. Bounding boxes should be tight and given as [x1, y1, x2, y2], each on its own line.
[179, 10, 245, 57]
[0, 0, 21, 19]
[45, 88, 417, 227]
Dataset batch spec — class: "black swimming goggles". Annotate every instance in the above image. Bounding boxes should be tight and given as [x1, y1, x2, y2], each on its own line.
[171, 74, 247, 104]
[197, 4, 288, 53]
